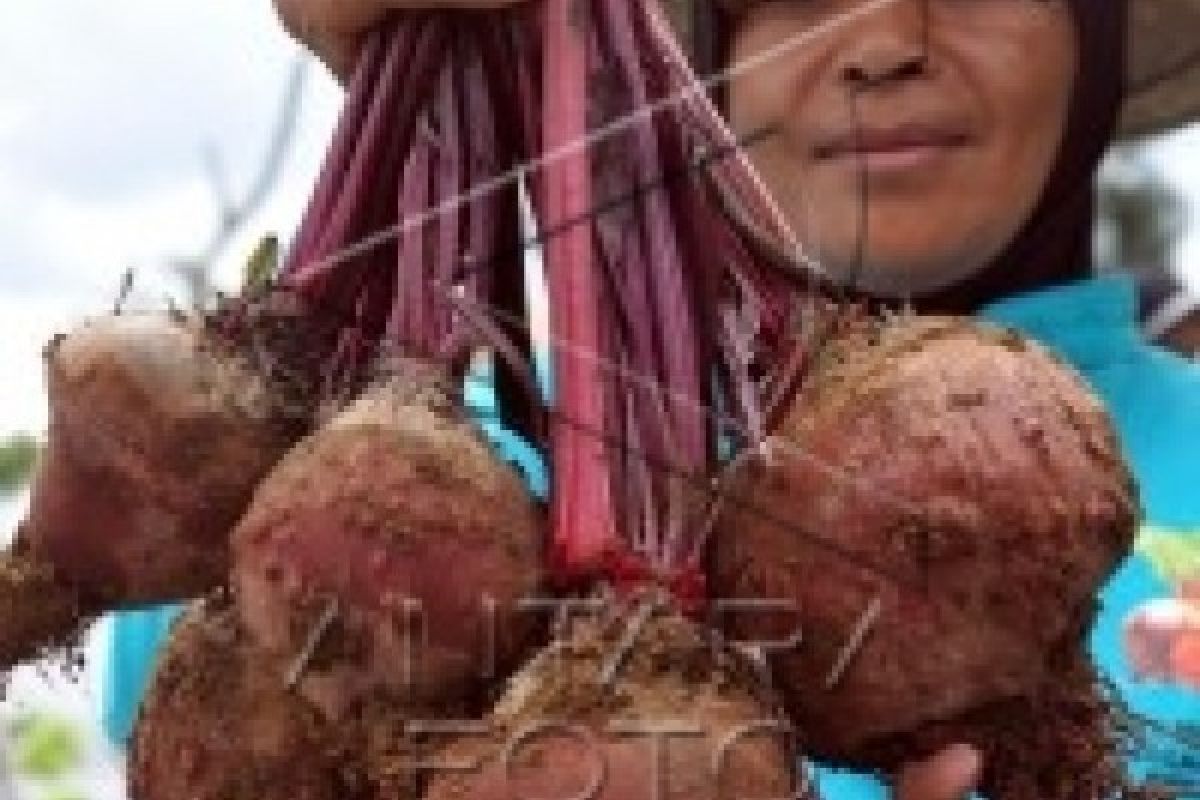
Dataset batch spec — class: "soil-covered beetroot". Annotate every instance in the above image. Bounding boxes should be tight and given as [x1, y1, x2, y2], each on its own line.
[233, 363, 544, 721]
[25, 312, 296, 603]
[423, 600, 805, 800]
[129, 596, 340, 800]
[711, 315, 1139, 795]
[130, 594, 380, 800]
[1, 312, 299, 667]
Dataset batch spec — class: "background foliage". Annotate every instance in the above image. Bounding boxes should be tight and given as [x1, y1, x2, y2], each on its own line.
[0, 434, 40, 495]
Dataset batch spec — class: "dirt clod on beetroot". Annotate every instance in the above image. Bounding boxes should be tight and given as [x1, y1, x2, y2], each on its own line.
[0, 551, 81, 669]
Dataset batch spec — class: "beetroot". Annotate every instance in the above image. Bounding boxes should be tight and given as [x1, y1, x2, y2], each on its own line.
[0, 311, 300, 667]
[711, 315, 1140, 797]
[423, 599, 804, 800]
[232, 365, 544, 721]
[133, 593, 475, 800]
[129, 595, 360, 800]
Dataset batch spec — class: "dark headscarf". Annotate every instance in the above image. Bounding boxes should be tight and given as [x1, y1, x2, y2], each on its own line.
[707, 0, 1129, 313]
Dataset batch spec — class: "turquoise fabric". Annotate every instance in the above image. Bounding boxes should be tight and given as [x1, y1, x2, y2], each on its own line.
[102, 275, 1200, 798]
[462, 356, 550, 501]
[811, 274, 1200, 797]
[101, 605, 183, 745]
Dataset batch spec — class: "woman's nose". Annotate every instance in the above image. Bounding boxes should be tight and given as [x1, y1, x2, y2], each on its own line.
[836, 0, 931, 88]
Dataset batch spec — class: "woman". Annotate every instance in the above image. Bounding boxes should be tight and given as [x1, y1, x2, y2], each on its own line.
[111, 0, 1200, 797]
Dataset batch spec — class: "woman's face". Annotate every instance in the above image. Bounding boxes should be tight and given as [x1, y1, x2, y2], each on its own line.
[727, 0, 1078, 296]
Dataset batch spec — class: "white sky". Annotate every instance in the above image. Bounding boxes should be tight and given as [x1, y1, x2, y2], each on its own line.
[0, 1, 345, 440]
[0, 2, 1197, 447]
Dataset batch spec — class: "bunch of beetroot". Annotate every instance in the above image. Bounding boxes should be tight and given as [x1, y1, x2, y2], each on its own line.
[0, 3, 1153, 799]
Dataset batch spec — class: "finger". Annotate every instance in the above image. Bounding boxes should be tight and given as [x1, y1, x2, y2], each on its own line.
[279, 0, 385, 36]
[276, 0, 528, 84]
[894, 744, 983, 800]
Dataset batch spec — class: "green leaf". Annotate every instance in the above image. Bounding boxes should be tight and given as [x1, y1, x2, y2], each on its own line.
[0, 433, 39, 495]
[41, 787, 86, 800]
[242, 233, 280, 295]
[1136, 526, 1200, 585]
[11, 715, 83, 778]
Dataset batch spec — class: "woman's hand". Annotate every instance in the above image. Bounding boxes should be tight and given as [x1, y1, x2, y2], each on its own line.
[895, 744, 983, 800]
[274, 0, 526, 81]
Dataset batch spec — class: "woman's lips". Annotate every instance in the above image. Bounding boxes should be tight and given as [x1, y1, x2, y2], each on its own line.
[812, 125, 972, 173]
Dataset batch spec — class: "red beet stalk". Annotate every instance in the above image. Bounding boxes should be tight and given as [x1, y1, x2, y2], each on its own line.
[259, 14, 537, 406]
[540, 0, 621, 581]
[238, 3, 837, 610]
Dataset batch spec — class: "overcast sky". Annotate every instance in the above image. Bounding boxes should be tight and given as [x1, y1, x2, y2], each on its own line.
[0, 1, 344, 439]
[0, 3, 1197, 441]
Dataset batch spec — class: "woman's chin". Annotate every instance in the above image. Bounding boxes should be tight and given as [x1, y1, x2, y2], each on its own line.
[823, 251, 990, 299]
[791, 197, 1017, 300]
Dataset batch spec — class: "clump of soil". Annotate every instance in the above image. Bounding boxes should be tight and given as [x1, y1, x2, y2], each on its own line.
[424, 595, 809, 800]
[207, 289, 353, 426]
[0, 549, 82, 670]
[712, 315, 1142, 798]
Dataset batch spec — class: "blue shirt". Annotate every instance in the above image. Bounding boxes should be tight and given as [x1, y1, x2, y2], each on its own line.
[104, 275, 1200, 797]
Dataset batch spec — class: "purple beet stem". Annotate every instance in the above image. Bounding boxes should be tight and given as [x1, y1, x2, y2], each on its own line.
[264, 2, 822, 596]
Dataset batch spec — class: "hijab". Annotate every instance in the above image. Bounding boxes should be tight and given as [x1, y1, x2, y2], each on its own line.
[922, 0, 1128, 313]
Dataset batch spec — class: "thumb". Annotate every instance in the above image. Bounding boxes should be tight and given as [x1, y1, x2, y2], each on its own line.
[315, 30, 364, 86]
[273, 0, 379, 84]
[894, 744, 983, 800]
